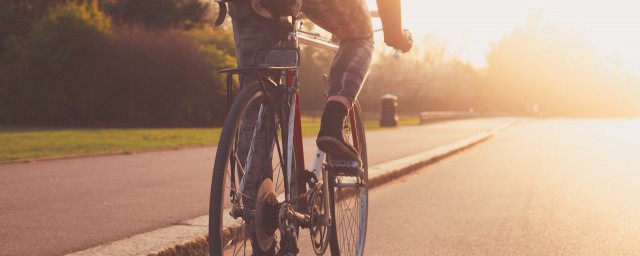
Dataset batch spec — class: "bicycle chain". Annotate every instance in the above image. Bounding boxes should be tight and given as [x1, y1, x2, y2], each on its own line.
[284, 182, 321, 205]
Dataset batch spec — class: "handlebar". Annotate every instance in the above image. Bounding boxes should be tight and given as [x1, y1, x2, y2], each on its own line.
[220, 6, 409, 59]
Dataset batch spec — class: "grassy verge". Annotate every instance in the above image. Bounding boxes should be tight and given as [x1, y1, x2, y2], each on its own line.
[0, 116, 419, 162]
[0, 127, 223, 161]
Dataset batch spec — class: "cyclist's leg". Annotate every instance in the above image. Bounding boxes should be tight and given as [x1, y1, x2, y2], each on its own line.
[303, 0, 374, 162]
[324, 39, 374, 106]
[302, 0, 374, 42]
[316, 39, 374, 164]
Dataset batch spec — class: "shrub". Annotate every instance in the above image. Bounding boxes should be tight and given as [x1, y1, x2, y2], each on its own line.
[103, 0, 211, 29]
[93, 26, 230, 127]
[0, 0, 65, 54]
[0, 0, 111, 124]
[0, 1, 235, 127]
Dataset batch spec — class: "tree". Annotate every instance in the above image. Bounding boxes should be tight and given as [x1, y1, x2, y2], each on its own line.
[103, 0, 211, 29]
[481, 16, 640, 116]
[0, 1, 235, 126]
[0, 0, 65, 54]
[362, 38, 481, 113]
[0, 0, 111, 124]
[298, 45, 333, 112]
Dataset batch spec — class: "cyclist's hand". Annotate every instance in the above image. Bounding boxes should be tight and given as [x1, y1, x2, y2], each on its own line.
[384, 29, 413, 53]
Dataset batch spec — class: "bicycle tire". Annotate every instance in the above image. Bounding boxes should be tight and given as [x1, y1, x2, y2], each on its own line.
[327, 102, 369, 256]
[209, 82, 295, 256]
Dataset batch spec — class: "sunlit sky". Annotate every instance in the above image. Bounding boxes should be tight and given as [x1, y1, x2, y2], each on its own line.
[367, 0, 640, 73]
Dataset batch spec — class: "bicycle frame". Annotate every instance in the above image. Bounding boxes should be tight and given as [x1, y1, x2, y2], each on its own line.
[216, 16, 364, 253]
[288, 17, 362, 222]
[287, 18, 332, 214]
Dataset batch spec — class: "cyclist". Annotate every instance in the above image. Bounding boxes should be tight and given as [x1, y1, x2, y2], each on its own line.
[228, 0, 413, 166]
[226, 0, 412, 254]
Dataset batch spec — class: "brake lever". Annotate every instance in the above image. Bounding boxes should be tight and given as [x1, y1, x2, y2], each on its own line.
[214, 0, 227, 26]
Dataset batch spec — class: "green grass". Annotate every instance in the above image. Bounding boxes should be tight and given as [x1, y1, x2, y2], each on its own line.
[0, 127, 223, 161]
[0, 115, 419, 161]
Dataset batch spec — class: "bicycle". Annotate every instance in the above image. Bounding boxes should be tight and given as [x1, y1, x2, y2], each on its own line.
[208, 8, 399, 256]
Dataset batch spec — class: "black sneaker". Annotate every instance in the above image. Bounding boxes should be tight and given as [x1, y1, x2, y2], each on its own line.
[317, 101, 363, 169]
[316, 136, 363, 168]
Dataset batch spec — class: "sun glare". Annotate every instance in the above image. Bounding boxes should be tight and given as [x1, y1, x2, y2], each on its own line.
[368, 0, 640, 73]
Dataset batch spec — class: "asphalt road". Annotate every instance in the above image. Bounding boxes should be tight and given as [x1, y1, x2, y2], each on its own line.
[364, 119, 640, 255]
[0, 118, 510, 256]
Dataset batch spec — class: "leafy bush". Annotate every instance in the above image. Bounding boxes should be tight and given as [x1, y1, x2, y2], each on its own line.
[362, 41, 480, 113]
[0, 0, 65, 54]
[0, 1, 235, 127]
[298, 46, 332, 112]
[93, 26, 231, 127]
[103, 0, 211, 29]
[0, 0, 111, 124]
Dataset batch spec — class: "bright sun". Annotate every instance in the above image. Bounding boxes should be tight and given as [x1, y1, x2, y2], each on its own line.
[368, 0, 640, 73]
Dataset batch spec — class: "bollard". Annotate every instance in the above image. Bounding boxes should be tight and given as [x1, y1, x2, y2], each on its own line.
[380, 94, 399, 127]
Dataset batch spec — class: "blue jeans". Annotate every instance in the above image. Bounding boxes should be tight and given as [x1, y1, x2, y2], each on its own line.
[229, 0, 374, 103]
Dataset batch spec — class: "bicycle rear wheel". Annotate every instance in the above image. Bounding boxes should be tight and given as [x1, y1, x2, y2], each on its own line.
[209, 82, 295, 256]
[328, 102, 368, 256]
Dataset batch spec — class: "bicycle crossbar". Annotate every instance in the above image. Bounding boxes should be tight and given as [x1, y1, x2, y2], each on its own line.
[297, 33, 339, 53]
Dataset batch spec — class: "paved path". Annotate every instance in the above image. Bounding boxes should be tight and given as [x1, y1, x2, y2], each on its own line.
[364, 119, 640, 255]
[0, 118, 512, 256]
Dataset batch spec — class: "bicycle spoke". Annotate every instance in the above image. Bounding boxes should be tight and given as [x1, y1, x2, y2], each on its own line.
[232, 225, 240, 253]
[332, 160, 365, 255]
[345, 195, 359, 254]
[233, 237, 247, 256]
[273, 161, 283, 193]
[223, 184, 254, 201]
[223, 163, 254, 201]
[243, 238, 247, 256]
[234, 152, 246, 176]
[340, 195, 354, 254]
[273, 118, 285, 176]
[224, 220, 247, 249]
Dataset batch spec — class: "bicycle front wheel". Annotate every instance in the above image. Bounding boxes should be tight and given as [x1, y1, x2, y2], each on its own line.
[328, 102, 369, 256]
[209, 82, 294, 256]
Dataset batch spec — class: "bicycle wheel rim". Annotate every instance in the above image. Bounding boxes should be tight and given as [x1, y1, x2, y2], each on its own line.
[328, 102, 368, 256]
[209, 82, 289, 256]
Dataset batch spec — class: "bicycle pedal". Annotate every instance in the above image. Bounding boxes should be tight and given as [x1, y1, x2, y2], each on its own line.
[303, 169, 319, 187]
[324, 160, 362, 176]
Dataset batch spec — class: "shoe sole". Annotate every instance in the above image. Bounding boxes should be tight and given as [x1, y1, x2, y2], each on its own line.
[316, 137, 363, 167]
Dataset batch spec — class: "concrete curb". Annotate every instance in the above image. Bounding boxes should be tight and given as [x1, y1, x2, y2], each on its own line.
[66, 120, 516, 256]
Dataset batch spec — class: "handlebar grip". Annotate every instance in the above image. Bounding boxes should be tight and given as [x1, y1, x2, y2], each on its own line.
[392, 29, 412, 59]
